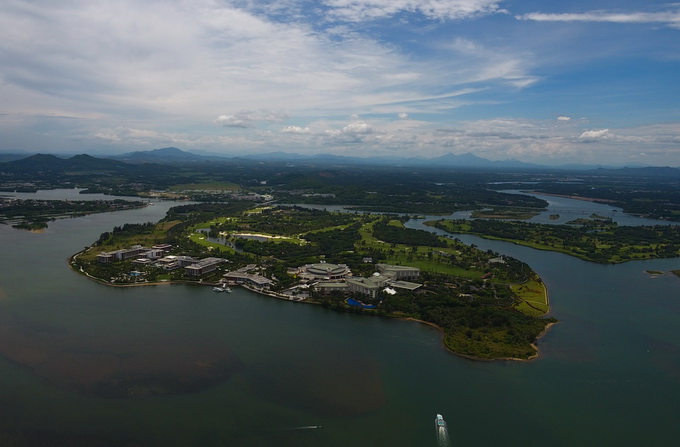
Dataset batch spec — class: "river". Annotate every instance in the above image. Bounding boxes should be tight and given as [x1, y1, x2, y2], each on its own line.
[0, 190, 678, 446]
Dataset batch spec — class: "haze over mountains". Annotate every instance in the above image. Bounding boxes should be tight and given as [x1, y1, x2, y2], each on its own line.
[1, 148, 679, 177]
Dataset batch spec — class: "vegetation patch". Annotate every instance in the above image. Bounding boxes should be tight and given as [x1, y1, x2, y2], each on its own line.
[1, 198, 146, 230]
[470, 207, 542, 220]
[428, 218, 680, 264]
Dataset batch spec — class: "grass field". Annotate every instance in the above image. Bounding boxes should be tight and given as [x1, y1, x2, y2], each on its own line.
[511, 275, 549, 316]
[188, 232, 235, 253]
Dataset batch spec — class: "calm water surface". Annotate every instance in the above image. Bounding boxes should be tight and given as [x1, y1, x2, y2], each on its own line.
[0, 191, 678, 446]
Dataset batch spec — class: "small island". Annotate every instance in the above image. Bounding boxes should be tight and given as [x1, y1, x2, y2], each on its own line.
[469, 207, 542, 220]
[72, 204, 555, 361]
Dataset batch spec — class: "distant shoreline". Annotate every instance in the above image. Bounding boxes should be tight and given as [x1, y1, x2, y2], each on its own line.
[527, 191, 617, 204]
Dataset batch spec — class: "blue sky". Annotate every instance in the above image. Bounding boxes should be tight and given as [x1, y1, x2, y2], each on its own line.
[1, 0, 679, 165]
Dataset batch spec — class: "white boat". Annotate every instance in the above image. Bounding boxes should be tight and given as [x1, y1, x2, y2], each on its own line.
[213, 284, 232, 293]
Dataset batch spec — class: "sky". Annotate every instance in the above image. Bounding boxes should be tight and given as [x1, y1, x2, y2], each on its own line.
[1, 0, 679, 166]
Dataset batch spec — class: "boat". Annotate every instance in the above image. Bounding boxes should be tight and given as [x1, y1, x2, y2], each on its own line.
[213, 284, 232, 293]
[435, 414, 447, 429]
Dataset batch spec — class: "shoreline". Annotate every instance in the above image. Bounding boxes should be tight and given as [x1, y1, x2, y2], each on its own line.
[432, 226, 670, 265]
[527, 191, 618, 204]
[69, 248, 556, 362]
[398, 316, 556, 362]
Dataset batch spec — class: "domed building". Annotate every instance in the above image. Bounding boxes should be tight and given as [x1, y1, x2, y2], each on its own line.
[299, 262, 351, 280]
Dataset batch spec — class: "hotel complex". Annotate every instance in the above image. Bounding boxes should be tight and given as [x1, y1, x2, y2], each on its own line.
[96, 247, 421, 300]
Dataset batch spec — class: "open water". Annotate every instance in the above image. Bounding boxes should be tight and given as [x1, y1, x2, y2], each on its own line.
[0, 190, 678, 446]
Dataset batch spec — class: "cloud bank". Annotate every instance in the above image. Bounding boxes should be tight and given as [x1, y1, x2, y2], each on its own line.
[0, 1, 679, 166]
[517, 9, 680, 29]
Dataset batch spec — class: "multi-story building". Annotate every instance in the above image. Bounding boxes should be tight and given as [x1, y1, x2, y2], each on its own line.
[223, 271, 274, 289]
[376, 263, 420, 280]
[184, 257, 225, 277]
[345, 275, 387, 299]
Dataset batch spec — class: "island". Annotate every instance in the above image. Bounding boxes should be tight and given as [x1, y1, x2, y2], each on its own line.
[71, 204, 556, 361]
[0, 197, 147, 230]
[470, 207, 542, 220]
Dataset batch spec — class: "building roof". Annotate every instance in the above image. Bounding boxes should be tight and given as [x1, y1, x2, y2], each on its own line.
[315, 282, 349, 289]
[305, 262, 350, 276]
[387, 280, 423, 291]
[346, 276, 383, 289]
[376, 263, 420, 272]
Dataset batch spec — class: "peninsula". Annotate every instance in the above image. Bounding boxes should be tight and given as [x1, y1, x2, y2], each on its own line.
[72, 204, 555, 361]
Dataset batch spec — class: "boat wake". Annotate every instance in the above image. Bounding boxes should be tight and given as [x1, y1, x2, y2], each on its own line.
[435, 414, 450, 447]
[437, 427, 450, 447]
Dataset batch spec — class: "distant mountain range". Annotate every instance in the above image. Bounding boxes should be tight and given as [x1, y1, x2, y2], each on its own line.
[104, 146, 543, 168]
[112, 147, 209, 163]
[216, 149, 541, 169]
[1, 153, 132, 173]
[1, 148, 679, 176]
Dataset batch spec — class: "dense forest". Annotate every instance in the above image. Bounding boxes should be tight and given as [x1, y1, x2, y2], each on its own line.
[430, 218, 680, 263]
[3, 152, 678, 222]
[0, 198, 146, 229]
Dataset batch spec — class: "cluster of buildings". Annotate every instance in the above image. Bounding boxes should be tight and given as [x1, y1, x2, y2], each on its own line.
[96, 244, 172, 263]
[95, 246, 421, 301]
[96, 244, 226, 277]
[291, 262, 422, 300]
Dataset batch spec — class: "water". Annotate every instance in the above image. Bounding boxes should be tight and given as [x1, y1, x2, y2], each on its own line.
[0, 187, 145, 202]
[290, 193, 680, 226]
[502, 190, 680, 226]
[0, 191, 679, 446]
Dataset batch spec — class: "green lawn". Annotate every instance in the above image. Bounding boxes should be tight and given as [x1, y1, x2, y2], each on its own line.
[512, 275, 549, 316]
[188, 232, 234, 253]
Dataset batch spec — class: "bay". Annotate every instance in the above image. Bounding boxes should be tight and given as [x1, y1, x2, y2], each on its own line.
[0, 191, 678, 446]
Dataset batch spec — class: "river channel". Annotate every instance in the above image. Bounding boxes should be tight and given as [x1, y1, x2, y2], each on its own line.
[0, 190, 678, 446]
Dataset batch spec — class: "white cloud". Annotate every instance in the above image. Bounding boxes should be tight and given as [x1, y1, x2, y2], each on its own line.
[214, 116, 250, 128]
[324, 0, 503, 21]
[0, 0, 546, 152]
[516, 9, 680, 29]
[343, 121, 373, 134]
[579, 129, 610, 141]
[1, 1, 678, 166]
[281, 125, 312, 134]
[0, 1, 422, 119]
[215, 110, 290, 128]
[441, 38, 539, 89]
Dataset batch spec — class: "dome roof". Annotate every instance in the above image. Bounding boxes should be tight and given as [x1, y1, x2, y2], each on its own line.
[306, 263, 349, 276]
